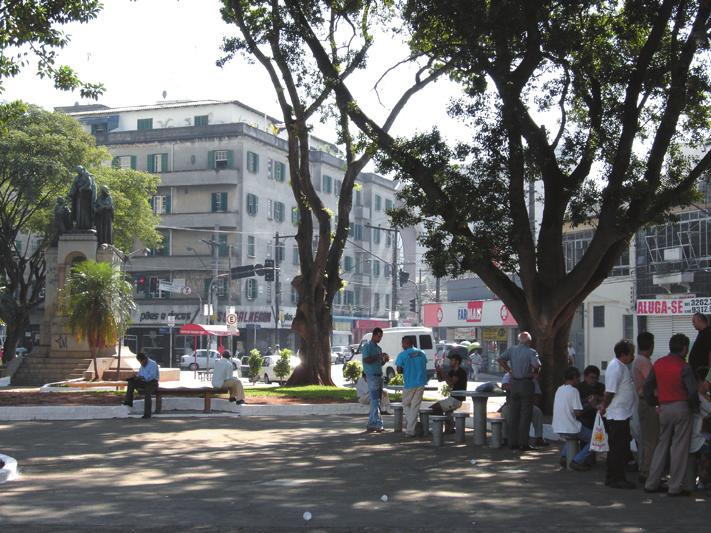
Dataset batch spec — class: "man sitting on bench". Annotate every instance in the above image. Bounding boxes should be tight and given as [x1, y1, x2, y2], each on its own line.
[431, 351, 468, 433]
[213, 350, 245, 404]
[123, 352, 159, 418]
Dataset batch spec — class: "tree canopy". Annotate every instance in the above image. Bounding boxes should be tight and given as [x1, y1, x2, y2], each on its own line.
[0, 0, 104, 98]
[273, 0, 711, 406]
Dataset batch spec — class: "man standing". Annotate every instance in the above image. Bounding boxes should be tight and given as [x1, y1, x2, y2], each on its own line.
[599, 340, 636, 489]
[643, 333, 699, 496]
[431, 351, 468, 432]
[361, 327, 390, 433]
[688, 312, 711, 373]
[122, 352, 160, 418]
[632, 332, 658, 483]
[553, 367, 592, 471]
[212, 351, 245, 404]
[396, 336, 428, 437]
[497, 332, 541, 451]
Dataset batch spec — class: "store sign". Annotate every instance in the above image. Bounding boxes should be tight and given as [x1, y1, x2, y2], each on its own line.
[423, 300, 518, 328]
[482, 327, 508, 341]
[636, 297, 711, 316]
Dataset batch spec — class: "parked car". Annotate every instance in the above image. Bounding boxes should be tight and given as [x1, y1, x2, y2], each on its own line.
[434, 343, 472, 376]
[355, 327, 436, 382]
[331, 345, 351, 364]
[260, 353, 300, 384]
[180, 349, 239, 372]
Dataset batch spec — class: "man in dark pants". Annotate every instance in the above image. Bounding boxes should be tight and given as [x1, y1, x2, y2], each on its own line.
[599, 340, 636, 489]
[122, 352, 160, 418]
[497, 332, 541, 451]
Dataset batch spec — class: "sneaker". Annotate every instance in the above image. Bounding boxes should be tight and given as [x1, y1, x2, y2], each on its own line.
[235, 400, 245, 405]
[229, 397, 237, 403]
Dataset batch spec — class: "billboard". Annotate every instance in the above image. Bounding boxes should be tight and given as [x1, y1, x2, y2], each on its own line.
[423, 300, 518, 328]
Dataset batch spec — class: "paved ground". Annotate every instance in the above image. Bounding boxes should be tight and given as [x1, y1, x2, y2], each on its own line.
[0, 415, 707, 532]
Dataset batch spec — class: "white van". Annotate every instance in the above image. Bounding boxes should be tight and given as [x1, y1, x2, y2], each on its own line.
[355, 326, 436, 382]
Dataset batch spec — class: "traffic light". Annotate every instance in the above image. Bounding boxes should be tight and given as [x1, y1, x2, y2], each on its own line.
[264, 258, 275, 281]
[399, 270, 409, 287]
[409, 298, 417, 312]
[149, 277, 159, 294]
[136, 275, 147, 294]
[231, 264, 255, 279]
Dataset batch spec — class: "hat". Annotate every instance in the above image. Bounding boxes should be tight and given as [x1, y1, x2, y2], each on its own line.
[447, 351, 462, 362]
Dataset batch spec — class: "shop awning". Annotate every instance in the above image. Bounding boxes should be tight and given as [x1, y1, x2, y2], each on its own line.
[179, 323, 239, 337]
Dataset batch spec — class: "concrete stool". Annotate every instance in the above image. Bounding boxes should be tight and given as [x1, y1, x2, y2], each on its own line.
[391, 403, 404, 433]
[454, 412, 470, 444]
[564, 436, 580, 470]
[488, 418, 504, 448]
[431, 415, 448, 447]
[419, 408, 433, 437]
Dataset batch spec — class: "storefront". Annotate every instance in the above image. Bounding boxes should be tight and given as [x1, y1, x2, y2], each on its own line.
[423, 300, 519, 370]
[636, 297, 702, 362]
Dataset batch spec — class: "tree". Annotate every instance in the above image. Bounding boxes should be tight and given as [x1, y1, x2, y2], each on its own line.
[220, 1, 445, 385]
[247, 348, 264, 384]
[274, 347, 292, 384]
[280, 0, 711, 409]
[0, 0, 104, 98]
[60, 260, 135, 380]
[0, 102, 161, 363]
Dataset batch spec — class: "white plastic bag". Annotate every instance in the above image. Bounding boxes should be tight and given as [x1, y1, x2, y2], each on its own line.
[590, 411, 609, 453]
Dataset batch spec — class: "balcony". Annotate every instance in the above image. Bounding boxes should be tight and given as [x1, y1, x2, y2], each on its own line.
[652, 271, 694, 291]
[159, 211, 238, 228]
[158, 168, 240, 187]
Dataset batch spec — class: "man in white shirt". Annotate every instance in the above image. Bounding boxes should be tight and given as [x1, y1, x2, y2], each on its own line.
[355, 373, 391, 413]
[553, 367, 592, 471]
[599, 340, 637, 489]
[212, 351, 245, 404]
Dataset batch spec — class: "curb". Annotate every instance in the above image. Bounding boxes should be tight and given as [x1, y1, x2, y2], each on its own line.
[0, 453, 19, 483]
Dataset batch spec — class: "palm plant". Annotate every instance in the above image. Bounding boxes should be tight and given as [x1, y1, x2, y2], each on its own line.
[60, 260, 135, 380]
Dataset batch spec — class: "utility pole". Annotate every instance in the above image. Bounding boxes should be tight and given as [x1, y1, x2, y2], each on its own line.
[212, 224, 219, 325]
[274, 231, 280, 349]
[391, 228, 398, 327]
[418, 268, 422, 325]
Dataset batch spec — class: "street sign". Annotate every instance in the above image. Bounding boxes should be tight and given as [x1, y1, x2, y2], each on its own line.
[167, 315, 176, 327]
[160, 280, 188, 294]
[231, 264, 256, 279]
[244, 323, 261, 329]
[181, 286, 192, 295]
[226, 313, 238, 327]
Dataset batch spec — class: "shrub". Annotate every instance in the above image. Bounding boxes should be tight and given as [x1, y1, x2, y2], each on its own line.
[342, 360, 363, 384]
[274, 348, 292, 383]
[388, 372, 404, 386]
[247, 348, 263, 384]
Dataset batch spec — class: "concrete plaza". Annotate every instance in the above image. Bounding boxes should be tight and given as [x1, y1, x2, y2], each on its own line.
[0, 415, 707, 532]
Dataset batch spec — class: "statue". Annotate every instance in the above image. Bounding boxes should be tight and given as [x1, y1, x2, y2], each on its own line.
[68, 165, 96, 230]
[94, 185, 114, 245]
[51, 197, 72, 245]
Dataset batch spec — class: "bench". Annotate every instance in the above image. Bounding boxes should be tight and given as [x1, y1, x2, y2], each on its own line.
[454, 412, 470, 444]
[430, 415, 448, 447]
[390, 402, 404, 433]
[419, 408, 434, 437]
[488, 418, 504, 449]
[155, 386, 229, 414]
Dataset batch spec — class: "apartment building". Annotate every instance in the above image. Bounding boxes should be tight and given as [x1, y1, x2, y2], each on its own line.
[64, 100, 399, 365]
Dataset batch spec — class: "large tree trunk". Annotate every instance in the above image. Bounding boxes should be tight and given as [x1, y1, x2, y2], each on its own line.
[531, 320, 573, 415]
[285, 276, 334, 386]
[2, 311, 28, 365]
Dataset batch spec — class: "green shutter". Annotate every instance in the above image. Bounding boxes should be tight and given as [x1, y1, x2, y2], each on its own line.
[208, 150, 215, 169]
[161, 153, 169, 172]
[130, 156, 137, 169]
[112, 156, 120, 168]
[211, 192, 217, 212]
[226, 150, 234, 169]
[221, 192, 228, 211]
[147, 154, 155, 173]
[165, 195, 171, 214]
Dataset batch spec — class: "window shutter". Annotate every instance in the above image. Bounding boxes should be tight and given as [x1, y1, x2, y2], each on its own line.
[165, 195, 171, 214]
[147, 154, 155, 173]
[208, 150, 215, 169]
[221, 192, 228, 211]
[148, 197, 155, 210]
[211, 192, 217, 212]
[226, 150, 234, 169]
[112, 156, 120, 168]
[161, 153, 169, 172]
[130, 156, 137, 169]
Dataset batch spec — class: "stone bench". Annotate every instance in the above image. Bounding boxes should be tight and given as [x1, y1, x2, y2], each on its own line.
[419, 408, 434, 437]
[155, 386, 229, 414]
[454, 412, 470, 444]
[430, 415, 449, 447]
[390, 402, 404, 432]
[488, 418, 504, 448]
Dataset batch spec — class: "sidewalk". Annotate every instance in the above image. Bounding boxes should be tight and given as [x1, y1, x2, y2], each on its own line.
[0, 415, 706, 532]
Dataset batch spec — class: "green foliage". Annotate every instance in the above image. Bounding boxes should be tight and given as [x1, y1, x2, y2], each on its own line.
[247, 348, 264, 383]
[274, 348, 293, 382]
[440, 383, 451, 397]
[388, 372, 404, 386]
[342, 360, 363, 384]
[60, 260, 135, 379]
[0, 1, 105, 98]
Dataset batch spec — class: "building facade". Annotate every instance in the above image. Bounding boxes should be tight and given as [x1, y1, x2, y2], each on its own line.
[64, 100, 400, 366]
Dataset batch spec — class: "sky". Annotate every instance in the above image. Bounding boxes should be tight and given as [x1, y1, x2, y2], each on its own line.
[1, 0, 470, 147]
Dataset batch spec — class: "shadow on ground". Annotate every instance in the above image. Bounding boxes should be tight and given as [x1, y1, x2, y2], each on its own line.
[0, 415, 706, 532]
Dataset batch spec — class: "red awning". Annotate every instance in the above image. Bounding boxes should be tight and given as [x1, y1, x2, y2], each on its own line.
[179, 323, 239, 337]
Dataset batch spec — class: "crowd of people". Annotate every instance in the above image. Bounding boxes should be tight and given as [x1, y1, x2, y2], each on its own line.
[553, 313, 711, 494]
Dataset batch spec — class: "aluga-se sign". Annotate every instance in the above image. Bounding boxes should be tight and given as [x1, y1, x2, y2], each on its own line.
[636, 297, 711, 316]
